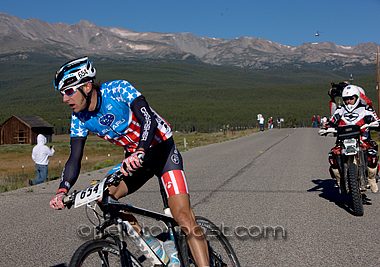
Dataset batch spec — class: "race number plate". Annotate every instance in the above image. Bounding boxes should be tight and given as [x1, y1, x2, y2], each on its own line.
[74, 179, 105, 208]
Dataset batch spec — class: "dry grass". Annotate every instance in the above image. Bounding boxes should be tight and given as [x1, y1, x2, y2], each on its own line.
[0, 128, 257, 192]
[0, 135, 123, 176]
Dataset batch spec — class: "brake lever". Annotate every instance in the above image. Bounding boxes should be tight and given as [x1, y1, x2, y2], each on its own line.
[63, 192, 75, 209]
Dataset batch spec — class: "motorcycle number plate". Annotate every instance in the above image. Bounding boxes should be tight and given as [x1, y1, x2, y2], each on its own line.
[74, 179, 105, 208]
[343, 138, 358, 155]
[343, 138, 356, 145]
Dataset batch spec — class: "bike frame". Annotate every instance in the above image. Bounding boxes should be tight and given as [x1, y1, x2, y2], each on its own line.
[65, 169, 240, 267]
[91, 177, 190, 267]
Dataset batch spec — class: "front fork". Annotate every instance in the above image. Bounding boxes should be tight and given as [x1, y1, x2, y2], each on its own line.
[357, 150, 369, 191]
[336, 154, 348, 193]
[339, 153, 367, 193]
[117, 219, 132, 267]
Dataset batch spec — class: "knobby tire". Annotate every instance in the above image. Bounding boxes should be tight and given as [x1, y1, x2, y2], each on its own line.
[347, 163, 364, 216]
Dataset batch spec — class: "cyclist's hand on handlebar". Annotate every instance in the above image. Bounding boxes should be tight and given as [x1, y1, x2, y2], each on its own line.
[49, 188, 68, 210]
[121, 150, 145, 176]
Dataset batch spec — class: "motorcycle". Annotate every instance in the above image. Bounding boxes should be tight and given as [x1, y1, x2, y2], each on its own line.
[319, 122, 378, 216]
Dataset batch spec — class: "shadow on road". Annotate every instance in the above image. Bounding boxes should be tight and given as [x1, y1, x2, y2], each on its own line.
[308, 178, 372, 216]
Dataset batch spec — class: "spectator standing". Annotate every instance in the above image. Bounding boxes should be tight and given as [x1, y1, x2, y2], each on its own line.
[268, 117, 273, 129]
[311, 115, 318, 128]
[29, 134, 55, 185]
[277, 117, 281, 128]
[257, 113, 262, 129]
[321, 116, 328, 128]
[259, 115, 265, 131]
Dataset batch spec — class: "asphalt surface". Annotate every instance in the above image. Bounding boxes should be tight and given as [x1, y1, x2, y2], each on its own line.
[1, 128, 380, 267]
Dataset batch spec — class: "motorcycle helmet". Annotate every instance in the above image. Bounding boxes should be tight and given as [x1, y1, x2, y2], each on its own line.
[341, 85, 360, 112]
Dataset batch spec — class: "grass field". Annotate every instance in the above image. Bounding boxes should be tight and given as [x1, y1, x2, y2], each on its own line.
[0, 128, 257, 192]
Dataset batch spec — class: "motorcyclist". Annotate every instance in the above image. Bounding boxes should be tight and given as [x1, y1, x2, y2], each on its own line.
[328, 81, 373, 116]
[327, 85, 379, 193]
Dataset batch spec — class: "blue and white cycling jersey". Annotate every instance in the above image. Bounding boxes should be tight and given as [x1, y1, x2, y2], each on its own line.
[70, 80, 172, 152]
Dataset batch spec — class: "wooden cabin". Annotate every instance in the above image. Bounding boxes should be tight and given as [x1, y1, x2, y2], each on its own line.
[0, 115, 54, 145]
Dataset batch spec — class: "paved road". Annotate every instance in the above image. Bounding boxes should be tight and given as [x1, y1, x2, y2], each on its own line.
[1, 128, 380, 266]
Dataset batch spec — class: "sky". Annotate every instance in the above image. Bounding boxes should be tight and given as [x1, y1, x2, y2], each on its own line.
[1, 0, 379, 46]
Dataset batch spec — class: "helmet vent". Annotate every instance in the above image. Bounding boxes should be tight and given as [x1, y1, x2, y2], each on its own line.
[64, 76, 78, 87]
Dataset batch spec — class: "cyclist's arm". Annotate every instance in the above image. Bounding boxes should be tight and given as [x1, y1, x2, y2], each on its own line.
[130, 95, 158, 151]
[58, 137, 86, 192]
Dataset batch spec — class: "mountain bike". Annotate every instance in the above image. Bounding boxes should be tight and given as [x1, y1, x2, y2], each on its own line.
[63, 170, 241, 267]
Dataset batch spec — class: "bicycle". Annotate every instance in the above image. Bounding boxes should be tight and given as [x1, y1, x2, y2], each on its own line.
[63, 170, 241, 267]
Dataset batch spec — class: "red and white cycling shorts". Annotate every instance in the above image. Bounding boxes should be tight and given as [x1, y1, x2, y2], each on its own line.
[161, 170, 189, 197]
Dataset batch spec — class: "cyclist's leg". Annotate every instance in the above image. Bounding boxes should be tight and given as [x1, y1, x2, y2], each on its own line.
[108, 181, 129, 199]
[156, 140, 209, 266]
[106, 164, 130, 199]
[106, 163, 153, 232]
[106, 163, 152, 198]
[167, 193, 209, 266]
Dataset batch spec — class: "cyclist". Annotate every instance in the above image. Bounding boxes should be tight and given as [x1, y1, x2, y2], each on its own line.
[327, 85, 379, 193]
[49, 57, 209, 266]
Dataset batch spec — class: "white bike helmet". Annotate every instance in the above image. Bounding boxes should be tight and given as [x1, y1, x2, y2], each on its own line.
[54, 56, 96, 91]
[342, 85, 360, 112]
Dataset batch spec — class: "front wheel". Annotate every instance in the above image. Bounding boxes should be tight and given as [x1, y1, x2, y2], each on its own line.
[69, 239, 140, 267]
[196, 216, 241, 267]
[347, 162, 364, 216]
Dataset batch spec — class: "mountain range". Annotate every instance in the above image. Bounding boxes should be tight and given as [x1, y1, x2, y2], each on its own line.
[0, 13, 378, 70]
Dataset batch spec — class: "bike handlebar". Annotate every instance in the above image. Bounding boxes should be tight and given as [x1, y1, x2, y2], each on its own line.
[62, 170, 125, 209]
[319, 122, 379, 137]
[318, 127, 337, 136]
[62, 154, 145, 209]
[360, 121, 379, 130]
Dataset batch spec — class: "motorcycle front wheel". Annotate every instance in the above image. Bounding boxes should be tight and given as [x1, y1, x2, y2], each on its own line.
[347, 162, 364, 216]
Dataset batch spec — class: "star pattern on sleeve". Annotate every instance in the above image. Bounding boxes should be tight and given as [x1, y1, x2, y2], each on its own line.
[106, 80, 141, 103]
[102, 79, 142, 107]
[126, 92, 135, 101]
[70, 114, 89, 137]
